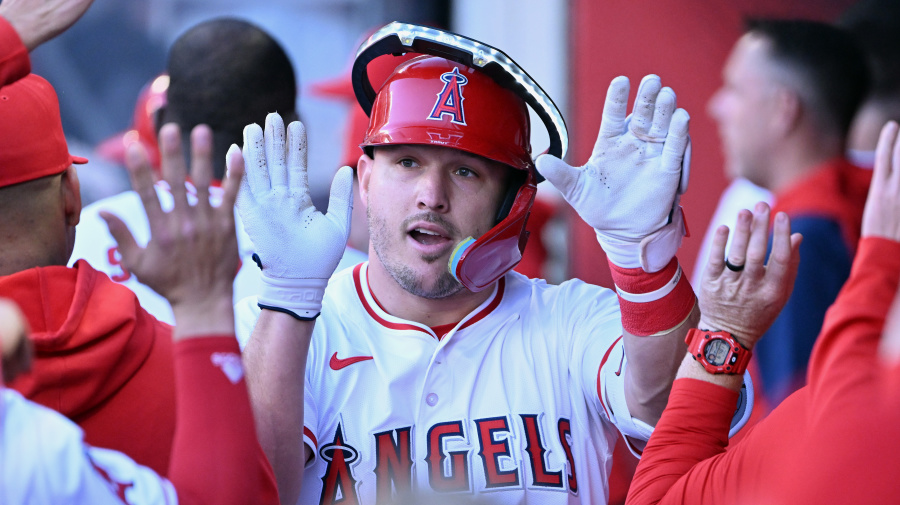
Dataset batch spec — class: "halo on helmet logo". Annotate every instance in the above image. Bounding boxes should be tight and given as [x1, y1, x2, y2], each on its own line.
[427, 67, 468, 126]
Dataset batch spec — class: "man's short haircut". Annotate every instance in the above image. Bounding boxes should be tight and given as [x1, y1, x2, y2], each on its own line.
[165, 18, 297, 178]
[838, 0, 900, 105]
[745, 18, 870, 139]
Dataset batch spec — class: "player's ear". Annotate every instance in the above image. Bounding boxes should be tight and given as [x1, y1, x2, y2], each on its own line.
[357, 151, 374, 206]
[61, 165, 82, 227]
[771, 85, 801, 135]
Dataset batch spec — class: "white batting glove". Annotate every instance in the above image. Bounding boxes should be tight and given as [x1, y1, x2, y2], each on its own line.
[235, 113, 353, 319]
[536, 74, 691, 272]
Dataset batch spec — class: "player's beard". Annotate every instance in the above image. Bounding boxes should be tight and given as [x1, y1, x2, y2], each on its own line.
[368, 208, 465, 300]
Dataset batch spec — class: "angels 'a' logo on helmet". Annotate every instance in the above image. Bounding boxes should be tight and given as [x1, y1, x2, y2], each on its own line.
[427, 67, 468, 126]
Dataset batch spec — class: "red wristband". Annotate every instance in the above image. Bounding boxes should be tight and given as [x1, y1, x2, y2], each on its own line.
[609, 257, 696, 336]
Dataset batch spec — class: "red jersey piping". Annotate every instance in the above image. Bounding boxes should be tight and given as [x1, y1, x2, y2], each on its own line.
[352, 263, 505, 340]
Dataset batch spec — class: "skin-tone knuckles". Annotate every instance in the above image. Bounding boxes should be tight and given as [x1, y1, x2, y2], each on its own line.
[100, 124, 243, 340]
[698, 202, 802, 349]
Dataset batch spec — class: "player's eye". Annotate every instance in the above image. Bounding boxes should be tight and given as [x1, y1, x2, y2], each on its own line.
[398, 158, 418, 168]
[455, 167, 476, 178]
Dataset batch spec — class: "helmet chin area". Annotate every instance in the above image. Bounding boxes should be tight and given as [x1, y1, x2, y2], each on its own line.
[449, 182, 536, 292]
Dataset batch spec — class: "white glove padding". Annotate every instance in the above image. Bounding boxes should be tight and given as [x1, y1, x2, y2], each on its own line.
[536, 74, 691, 271]
[235, 113, 353, 318]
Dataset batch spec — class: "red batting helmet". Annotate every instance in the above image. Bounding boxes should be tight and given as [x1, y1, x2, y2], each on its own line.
[352, 23, 566, 292]
[361, 56, 534, 173]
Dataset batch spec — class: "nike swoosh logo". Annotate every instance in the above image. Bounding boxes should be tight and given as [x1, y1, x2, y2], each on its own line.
[614, 353, 625, 377]
[330, 352, 374, 370]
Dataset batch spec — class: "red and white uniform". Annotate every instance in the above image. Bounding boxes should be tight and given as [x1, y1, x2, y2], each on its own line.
[236, 262, 635, 504]
[71, 183, 367, 324]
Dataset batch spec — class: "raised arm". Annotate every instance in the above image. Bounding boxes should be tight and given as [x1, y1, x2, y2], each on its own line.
[0, 0, 94, 51]
[807, 121, 900, 391]
[626, 201, 800, 505]
[102, 123, 277, 504]
[234, 113, 353, 505]
[537, 75, 697, 437]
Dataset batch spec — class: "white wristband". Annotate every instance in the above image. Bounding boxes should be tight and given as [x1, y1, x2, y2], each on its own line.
[258, 276, 328, 319]
[615, 265, 683, 303]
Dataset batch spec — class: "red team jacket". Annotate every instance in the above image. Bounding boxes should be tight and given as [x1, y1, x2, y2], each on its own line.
[4, 260, 177, 475]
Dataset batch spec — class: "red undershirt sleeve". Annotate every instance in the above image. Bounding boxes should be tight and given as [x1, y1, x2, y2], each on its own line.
[0, 16, 30, 87]
[626, 378, 737, 505]
[806, 237, 900, 399]
[167, 336, 279, 505]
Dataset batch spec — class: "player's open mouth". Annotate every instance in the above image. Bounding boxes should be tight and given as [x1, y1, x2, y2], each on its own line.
[409, 228, 450, 245]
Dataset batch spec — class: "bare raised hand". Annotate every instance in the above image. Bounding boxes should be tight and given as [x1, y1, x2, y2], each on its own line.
[100, 124, 244, 339]
[0, 0, 94, 51]
[862, 121, 900, 241]
[698, 202, 802, 349]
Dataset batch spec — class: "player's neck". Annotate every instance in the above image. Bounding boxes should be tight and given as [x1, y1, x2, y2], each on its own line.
[365, 260, 494, 327]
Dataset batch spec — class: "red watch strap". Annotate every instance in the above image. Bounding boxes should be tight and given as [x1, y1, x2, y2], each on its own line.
[685, 328, 751, 374]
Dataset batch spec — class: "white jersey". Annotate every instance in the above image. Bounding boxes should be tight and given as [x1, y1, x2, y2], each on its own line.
[235, 262, 636, 504]
[71, 182, 368, 324]
[1, 388, 177, 505]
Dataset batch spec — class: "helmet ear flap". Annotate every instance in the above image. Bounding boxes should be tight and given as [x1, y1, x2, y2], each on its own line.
[494, 169, 528, 225]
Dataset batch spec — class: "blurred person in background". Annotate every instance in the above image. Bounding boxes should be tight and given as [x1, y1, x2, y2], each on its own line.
[839, 0, 900, 169]
[705, 18, 870, 407]
[70, 17, 366, 324]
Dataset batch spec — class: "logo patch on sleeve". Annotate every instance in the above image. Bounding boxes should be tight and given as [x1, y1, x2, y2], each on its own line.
[211, 352, 244, 384]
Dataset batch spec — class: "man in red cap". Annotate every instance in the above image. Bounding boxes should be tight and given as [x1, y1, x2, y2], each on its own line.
[0, 1, 269, 485]
[0, 70, 180, 475]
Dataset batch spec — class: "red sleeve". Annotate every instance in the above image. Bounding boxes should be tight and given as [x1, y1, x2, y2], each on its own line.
[167, 336, 279, 505]
[806, 237, 900, 398]
[0, 16, 30, 87]
[626, 378, 737, 505]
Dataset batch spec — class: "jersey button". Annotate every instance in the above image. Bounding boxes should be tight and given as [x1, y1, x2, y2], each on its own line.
[426, 393, 439, 406]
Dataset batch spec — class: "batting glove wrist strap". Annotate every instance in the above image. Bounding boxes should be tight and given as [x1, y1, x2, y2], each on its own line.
[597, 204, 687, 272]
[258, 276, 327, 319]
[609, 257, 696, 336]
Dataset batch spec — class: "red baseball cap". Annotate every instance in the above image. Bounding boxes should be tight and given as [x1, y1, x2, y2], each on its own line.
[0, 74, 88, 188]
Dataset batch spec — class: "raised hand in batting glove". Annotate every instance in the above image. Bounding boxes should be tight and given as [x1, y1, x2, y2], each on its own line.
[536, 74, 690, 272]
[234, 113, 353, 320]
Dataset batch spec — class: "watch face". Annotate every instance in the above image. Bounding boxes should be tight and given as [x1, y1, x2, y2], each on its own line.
[704, 339, 730, 366]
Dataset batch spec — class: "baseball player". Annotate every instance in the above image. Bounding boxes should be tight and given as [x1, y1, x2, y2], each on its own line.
[68, 18, 367, 324]
[234, 23, 749, 504]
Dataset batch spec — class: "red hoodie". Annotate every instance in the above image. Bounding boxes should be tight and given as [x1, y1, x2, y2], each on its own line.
[4, 260, 176, 475]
